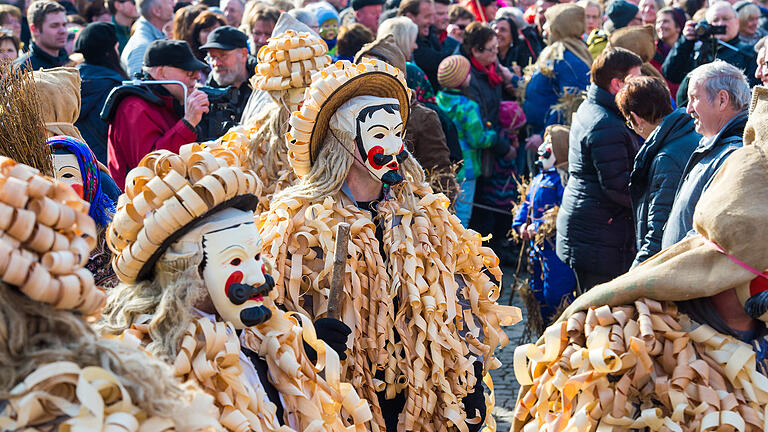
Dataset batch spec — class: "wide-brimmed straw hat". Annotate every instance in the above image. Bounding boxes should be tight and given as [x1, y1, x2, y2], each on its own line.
[107, 142, 261, 283]
[286, 59, 410, 177]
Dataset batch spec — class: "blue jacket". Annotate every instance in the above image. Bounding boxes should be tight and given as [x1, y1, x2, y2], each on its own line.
[75, 63, 125, 165]
[513, 169, 575, 317]
[556, 84, 641, 276]
[120, 17, 165, 78]
[523, 50, 591, 135]
[513, 169, 563, 232]
[630, 108, 700, 266]
[661, 110, 747, 249]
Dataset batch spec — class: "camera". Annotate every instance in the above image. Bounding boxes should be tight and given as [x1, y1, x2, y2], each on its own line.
[694, 21, 727, 39]
[196, 86, 240, 142]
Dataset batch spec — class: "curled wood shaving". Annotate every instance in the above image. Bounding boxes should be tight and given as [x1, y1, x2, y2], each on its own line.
[129, 307, 373, 432]
[259, 188, 521, 431]
[514, 298, 768, 431]
[241, 308, 374, 431]
[0, 361, 220, 431]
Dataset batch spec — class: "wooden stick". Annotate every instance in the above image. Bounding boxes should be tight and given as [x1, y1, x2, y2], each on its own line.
[327, 222, 350, 320]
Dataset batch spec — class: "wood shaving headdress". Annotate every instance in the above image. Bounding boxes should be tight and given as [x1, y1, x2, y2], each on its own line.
[0, 157, 102, 316]
[108, 142, 262, 283]
[254, 29, 332, 91]
[286, 58, 411, 177]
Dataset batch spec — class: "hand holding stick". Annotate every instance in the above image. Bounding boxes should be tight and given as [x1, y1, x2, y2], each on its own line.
[327, 222, 350, 320]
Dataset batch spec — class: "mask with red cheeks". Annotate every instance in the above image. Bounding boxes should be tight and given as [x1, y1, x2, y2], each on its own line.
[330, 95, 409, 186]
[172, 207, 275, 328]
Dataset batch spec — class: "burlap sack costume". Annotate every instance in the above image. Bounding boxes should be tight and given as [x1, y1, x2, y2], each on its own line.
[512, 86, 768, 431]
[31, 67, 85, 141]
[608, 25, 667, 84]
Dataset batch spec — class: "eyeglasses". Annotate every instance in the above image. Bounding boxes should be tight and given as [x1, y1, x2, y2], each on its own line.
[205, 50, 236, 64]
[479, 44, 499, 52]
[456, 23, 467, 30]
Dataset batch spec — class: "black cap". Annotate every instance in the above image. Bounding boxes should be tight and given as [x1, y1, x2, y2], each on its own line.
[351, 0, 385, 11]
[199, 26, 248, 51]
[143, 39, 209, 71]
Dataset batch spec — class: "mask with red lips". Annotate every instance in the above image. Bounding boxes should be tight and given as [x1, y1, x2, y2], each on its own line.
[171, 207, 275, 329]
[330, 95, 408, 185]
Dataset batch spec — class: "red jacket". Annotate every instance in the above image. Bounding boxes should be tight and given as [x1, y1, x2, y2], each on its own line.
[107, 93, 197, 190]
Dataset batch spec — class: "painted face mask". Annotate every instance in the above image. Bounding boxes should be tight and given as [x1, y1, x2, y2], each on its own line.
[320, 17, 338, 40]
[53, 152, 84, 199]
[737, 273, 768, 322]
[173, 207, 276, 328]
[330, 95, 408, 186]
[535, 141, 556, 171]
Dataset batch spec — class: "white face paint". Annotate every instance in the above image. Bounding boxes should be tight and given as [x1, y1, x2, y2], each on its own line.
[330, 95, 408, 185]
[53, 153, 84, 199]
[536, 141, 556, 171]
[199, 213, 273, 329]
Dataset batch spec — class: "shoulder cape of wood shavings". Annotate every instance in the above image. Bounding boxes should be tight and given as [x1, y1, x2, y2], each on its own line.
[0, 359, 221, 431]
[513, 298, 768, 432]
[217, 101, 296, 214]
[258, 186, 521, 431]
[127, 308, 372, 432]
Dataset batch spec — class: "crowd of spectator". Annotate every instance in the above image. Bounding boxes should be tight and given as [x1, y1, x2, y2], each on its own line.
[3, 0, 767, 306]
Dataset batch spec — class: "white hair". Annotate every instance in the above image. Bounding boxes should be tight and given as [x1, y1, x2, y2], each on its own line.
[706, 0, 736, 22]
[137, 0, 159, 18]
[689, 60, 750, 111]
[377, 17, 418, 59]
[496, 6, 526, 30]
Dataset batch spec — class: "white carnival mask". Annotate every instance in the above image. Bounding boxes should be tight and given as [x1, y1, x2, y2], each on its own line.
[171, 207, 275, 329]
[53, 152, 84, 199]
[330, 95, 408, 185]
[535, 141, 556, 171]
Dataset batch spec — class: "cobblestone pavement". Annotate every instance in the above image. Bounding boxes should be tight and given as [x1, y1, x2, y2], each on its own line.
[488, 266, 535, 432]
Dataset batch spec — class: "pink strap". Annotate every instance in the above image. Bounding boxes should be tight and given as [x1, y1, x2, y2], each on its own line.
[707, 238, 768, 281]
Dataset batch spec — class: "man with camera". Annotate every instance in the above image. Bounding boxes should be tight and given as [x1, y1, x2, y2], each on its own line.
[104, 39, 209, 190]
[200, 26, 255, 125]
[662, 1, 758, 95]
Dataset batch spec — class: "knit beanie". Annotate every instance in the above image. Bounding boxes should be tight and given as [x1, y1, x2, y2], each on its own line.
[74, 22, 118, 63]
[606, 0, 639, 30]
[438, 55, 470, 89]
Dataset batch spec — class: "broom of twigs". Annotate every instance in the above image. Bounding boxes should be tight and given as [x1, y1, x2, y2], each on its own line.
[0, 61, 52, 175]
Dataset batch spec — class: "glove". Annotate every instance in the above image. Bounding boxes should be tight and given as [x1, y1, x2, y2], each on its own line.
[462, 361, 486, 432]
[313, 317, 352, 360]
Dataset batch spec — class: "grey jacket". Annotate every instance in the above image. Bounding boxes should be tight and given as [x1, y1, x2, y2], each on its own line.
[120, 17, 166, 78]
[630, 109, 700, 266]
[661, 110, 747, 248]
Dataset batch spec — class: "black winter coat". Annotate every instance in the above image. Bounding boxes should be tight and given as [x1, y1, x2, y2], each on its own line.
[629, 108, 700, 267]
[556, 84, 641, 276]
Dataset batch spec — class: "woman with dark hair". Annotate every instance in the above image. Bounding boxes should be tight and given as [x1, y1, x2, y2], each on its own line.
[651, 7, 685, 96]
[492, 16, 534, 70]
[172, 3, 207, 42]
[615, 76, 699, 267]
[460, 21, 518, 260]
[188, 10, 226, 61]
[0, 30, 19, 60]
[74, 22, 128, 165]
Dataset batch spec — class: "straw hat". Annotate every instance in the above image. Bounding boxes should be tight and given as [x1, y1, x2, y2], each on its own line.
[254, 29, 332, 91]
[286, 59, 410, 177]
[107, 142, 262, 283]
[609, 25, 656, 63]
[0, 156, 102, 316]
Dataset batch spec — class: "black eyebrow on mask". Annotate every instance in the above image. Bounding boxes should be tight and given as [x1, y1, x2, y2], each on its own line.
[367, 122, 403, 132]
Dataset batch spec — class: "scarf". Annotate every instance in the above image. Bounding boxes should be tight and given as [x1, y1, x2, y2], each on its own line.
[470, 57, 503, 88]
[47, 136, 115, 227]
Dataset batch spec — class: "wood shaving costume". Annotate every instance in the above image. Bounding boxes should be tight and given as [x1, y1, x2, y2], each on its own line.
[259, 59, 521, 432]
[220, 16, 332, 212]
[98, 141, 373, 431]
[0, 157, 220, 431]
[512, 87, 768, 431]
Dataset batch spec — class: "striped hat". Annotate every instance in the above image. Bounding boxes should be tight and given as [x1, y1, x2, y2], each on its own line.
[438, 55, 471, 89]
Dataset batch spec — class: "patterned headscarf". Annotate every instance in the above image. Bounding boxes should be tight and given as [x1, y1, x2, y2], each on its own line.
[47, 136, 115, 227]
[406, 62, 437, 105]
